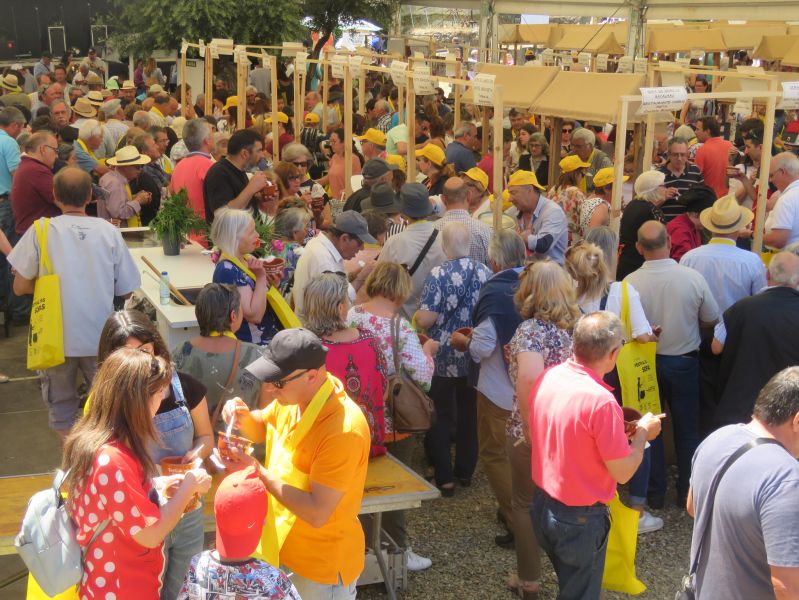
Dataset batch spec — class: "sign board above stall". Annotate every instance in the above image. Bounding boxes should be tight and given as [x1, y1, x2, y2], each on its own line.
[638, 86, 688, 114]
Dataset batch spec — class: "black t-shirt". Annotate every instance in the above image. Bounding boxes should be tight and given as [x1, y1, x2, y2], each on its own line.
[203, 158, 249, 222]
[616, 199, 664, 280]
[157, 372, 206, 414]
[130, 170, 162, 225]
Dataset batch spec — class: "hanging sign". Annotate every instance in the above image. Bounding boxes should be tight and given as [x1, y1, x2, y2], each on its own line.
[690, 48, 705, 60]
[634, 57, 648, 74]
[541, 48, 555, 66]
[472, 73, 496, 106]
[732, 98, 753, 116]
[412, 64, 436, 95]
[348, 55, 363, 78]
[779, 81, 799, 109]
[675, 57, 691, 66]
[331, 54, 347, 78]
[577, 52, 591, 69]
[294, 51, 307, 74]
[617, 56, 633, 73]
[596, 54, 609, 72]
[638, 86, 688, 114]
[390, 60, 408, 87]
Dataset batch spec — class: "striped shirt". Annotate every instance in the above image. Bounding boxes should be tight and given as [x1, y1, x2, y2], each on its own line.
[657, 163, 704, 223]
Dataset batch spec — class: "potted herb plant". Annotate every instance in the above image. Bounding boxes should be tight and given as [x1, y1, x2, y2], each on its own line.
[149, 188, 207, 255]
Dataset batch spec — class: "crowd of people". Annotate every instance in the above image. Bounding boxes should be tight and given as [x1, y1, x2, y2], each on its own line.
[2, 48, 799, 600]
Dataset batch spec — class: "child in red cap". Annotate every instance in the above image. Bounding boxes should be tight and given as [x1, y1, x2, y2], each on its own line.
[177, 467, 300, 599]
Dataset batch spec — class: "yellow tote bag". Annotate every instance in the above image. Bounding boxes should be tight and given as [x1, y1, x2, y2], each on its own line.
[602, 493, 647, 594]
[26, 574, 78, 600]
[27, 219, 65, 371]
[616, 282, 661, 415]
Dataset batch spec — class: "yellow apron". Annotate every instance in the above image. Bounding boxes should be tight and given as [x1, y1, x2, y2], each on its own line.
[124, 183, 142, 227]
[257, 376, 335, 565]
[219, 252, 301, 328]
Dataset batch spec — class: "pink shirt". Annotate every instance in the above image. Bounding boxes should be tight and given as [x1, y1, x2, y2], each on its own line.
[694, 136, 733, 198]
[328, 154, 362, 201]
[529, 359, 631, 506]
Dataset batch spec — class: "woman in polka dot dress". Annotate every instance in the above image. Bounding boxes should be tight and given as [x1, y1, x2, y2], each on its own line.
[62, 348, 212, 599]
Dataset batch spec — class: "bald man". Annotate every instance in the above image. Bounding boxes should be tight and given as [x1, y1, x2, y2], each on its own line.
[625, 220, 720, 508]
[433, 177, 492, 265]
[713, 251, 799, 428]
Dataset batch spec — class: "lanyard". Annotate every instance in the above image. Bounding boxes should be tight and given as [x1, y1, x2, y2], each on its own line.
[77, 138, 96, 160]
[209, 330, 238, 340]
[709, 238, 735, 246]
[283, 376, 334, 451]
[220, 252, 256, 281]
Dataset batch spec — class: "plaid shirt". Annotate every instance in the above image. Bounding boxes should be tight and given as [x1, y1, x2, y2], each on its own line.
[433, 209, 491, 265]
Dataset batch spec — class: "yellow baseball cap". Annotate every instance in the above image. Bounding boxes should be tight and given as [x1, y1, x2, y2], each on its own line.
[357, 128, 387, 147]
[385, 153, 406, 173]
[460, 167, 488, 191]
[507, 170, 545, 191]
[265, 112, 289, 124]
[222, 96, 238, 111]
[415, 144, 446, 167]
[304, 112, 320, 125]
[592, 167, 628, 189]
[559, 155, 591, 173]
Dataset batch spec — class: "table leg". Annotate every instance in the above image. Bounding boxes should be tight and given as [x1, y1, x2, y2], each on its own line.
[372, 511, 398, 600]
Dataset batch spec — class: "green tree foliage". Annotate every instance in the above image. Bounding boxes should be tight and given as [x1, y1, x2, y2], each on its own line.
[111, 0, 304, 56]
[304, 0, 398, 58]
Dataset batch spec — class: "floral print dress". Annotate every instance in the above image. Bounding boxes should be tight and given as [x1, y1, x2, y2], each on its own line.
[506, 318, 573, 440]
[549, 185, 587, 243]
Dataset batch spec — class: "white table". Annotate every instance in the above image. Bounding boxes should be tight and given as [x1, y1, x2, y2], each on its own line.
[126, 240, 213, 348]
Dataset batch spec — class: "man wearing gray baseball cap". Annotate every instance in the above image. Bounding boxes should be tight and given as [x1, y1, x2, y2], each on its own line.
[292, 210, 376, 318]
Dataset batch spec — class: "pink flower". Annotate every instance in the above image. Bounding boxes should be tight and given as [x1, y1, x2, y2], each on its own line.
[272, 239, 285, 253]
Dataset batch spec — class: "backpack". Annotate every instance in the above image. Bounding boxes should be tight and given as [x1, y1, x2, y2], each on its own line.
[15, 469, 109, 596]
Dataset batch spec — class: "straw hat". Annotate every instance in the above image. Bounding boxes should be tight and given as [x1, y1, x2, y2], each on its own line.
[357, 128, 387, 147]
[559, 155, 591, 173]
[0, 74, 22, 93]
[149, 84, 164, 94]
[106, 146, 152, 167]
[86, 72, 103, 86]
[699, 194, 753, 234]
[460, 167, 488, 192]
[120, 80, 136, 90]
[592, 167, 628, 189]
[72, 97, 98, 118]
[415, 144, 446, 167]
[508, 169, 545, 191]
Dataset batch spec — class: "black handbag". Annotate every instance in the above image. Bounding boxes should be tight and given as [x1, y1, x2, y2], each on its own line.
[675, 437, 782, 600]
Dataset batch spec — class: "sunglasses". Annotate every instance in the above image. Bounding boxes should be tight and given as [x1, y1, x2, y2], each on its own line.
[272, 369, 307, 389]
[562, 128, 573, 133]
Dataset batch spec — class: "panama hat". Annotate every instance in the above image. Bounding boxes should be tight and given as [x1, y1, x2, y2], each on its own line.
[86, 72, 103, 86]
[72, 97, 98, 118]
[106, 145, 152, 167]
[86, 90, 104, 106]
[0, 74, 22, 93]
[121, 80, 136, 90]
[699, 194, 753, 234]
[634, 169, 666, 196]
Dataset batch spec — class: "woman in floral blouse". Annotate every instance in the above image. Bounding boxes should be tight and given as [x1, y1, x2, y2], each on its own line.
[416, 223, 492, 496]
[347, 260, 437, 571]
[548, 155, 589, 244]
[506, 260, 581, 600]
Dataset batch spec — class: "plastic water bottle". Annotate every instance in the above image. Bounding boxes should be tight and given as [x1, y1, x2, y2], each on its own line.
[159, 271, 170, 305]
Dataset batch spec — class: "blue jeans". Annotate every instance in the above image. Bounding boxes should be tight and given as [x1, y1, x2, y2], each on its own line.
[161, 503, 204, 600]
[530, 491, 610, 600]
[628, 447, 651, 507]
[649, 354, 700, 499]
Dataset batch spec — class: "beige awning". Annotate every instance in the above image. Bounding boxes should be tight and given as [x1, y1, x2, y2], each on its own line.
[753, 35, 797, 60]
[498, 24, 520, 44]
[780, 39, 799, 67]
[553, 28, 624, 54]
[531, 71, 654, 123]
[646, 29, 727, 54]
[460, 64, 561, 109]
[517, 24, 564, 47]
[720, 26, 787, 50]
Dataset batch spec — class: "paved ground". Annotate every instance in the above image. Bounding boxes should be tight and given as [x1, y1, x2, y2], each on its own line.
[0, 322, 693, 599]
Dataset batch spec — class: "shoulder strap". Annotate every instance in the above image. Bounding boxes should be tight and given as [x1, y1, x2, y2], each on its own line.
[34, 218, 53, 276]
[599, 290, 610, 311]
[210, 340, 241, 430]
[620, 281, 632, 340]
[390, 315, 402, 374]
[690, 437, 783, 576]
[408, 229, 439, 276]
[171, 372, 187, 407]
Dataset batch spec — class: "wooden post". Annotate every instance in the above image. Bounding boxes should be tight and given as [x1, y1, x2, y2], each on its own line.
[492, 85, 504, 230]
[204, 46, 213, 120]
[236, 54, 247, 132]
[294, 59, 302, 141]
[548, 117, 563, 188]
[270, 55, 279, 159]
[611, 99, 629, 234]
[358, 75, 366, 118]
[322, 56, 329, 132]
[344, 65, 354, 198]
[179, 48, 187, 117]
[398, 84, 405, 125]
[406, 78, 416, 183]
[454, 61, 462, 131]
[481, 109, 489, 157]
[753, 77, 778, 254]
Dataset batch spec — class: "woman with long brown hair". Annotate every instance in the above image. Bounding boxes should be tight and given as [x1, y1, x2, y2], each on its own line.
[63, 348, 211, 599]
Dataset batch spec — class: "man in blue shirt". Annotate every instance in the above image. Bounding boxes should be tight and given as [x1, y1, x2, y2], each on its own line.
[507, 169, 568, 264]
[0, 107, 25, 323]
[446, 122, 478, 173]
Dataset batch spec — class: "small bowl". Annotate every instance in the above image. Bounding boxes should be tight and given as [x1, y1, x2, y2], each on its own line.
[418, 333, 430, 346]
[217, 432, 255, 460]
[455, 327, 473, 338]
[160, 456, 200, 511]
[261, 256, 286, 278]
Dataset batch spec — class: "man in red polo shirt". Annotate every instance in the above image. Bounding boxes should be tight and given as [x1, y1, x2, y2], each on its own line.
[529, 311, 662, 599]
[11, 132, 59, 234]
[694, 117, 734, 198]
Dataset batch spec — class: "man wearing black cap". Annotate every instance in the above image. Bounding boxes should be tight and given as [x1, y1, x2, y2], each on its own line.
[378, 183, 448, 319]
[220, 328, 370, 600]
[292, 210, 376, 318]
[343, 157, 397, 213]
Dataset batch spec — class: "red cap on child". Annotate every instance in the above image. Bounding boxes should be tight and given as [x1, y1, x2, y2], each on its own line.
[214, 467, 268, 558]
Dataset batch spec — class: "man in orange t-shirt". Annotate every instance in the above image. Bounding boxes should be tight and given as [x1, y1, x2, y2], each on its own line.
[221, 328, 370, 600]
[694, 116, 734, 199]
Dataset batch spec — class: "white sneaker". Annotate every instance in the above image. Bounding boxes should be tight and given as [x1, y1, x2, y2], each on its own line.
[405, 547, 432, 571]
[637, 510, 664, 534]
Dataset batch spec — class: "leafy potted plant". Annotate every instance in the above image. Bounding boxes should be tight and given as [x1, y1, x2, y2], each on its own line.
[149, 188, 207, 255]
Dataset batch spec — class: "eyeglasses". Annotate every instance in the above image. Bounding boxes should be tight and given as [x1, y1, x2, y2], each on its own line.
[272, 369, 307, 389]
[43, 144, 59, 153]
[562, 128, 573, 133]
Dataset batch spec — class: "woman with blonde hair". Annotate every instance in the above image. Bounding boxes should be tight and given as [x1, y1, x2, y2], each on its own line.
[63, 348, 211, 598]
[143, 57, 166, 87]
[506, 260, 580, 600]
